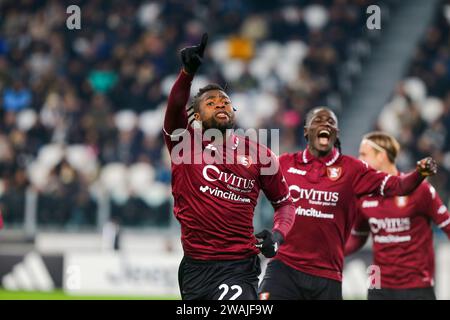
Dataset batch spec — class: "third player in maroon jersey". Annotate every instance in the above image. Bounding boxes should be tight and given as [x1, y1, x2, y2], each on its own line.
[345, 132, 450, 300]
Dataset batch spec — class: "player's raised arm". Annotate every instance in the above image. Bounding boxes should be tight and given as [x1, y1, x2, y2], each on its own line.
[352, 156, 437, 197]
[256, 151, 295, 258]
[381, 157, 437, 197]
[163, 33, 208, 137]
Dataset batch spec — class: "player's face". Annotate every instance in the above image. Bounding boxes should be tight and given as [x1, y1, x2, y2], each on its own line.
[197, 90, 235, 132]
[304, 108, 339, 156]
[358, 141, 384, 170]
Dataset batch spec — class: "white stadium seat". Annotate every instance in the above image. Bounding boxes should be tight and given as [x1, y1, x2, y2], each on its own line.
[114, 110, 137, 132]
[403, 77, 427, 103]
[65, 144, 98, 177]
[128, 162, 155, 196]
[37, 144, 64, 169]
[138, 107, 165, 137]
[304, 4, 329, 30]
[100, 163, 129, 203]
[419, 97, 444, 125]
[16, 109, 37, 132]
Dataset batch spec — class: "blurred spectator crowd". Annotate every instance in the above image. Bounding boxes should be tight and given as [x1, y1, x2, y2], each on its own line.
[377, 0, 450, 204]
[0, 0, 404, 229]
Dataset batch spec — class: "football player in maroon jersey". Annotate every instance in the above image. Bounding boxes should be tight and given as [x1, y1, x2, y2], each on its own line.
[258, 107, 437, 300]
[163, 34, 295, 300]
[345, 131, 450, 300]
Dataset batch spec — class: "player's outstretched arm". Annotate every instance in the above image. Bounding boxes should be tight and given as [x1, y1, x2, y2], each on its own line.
[353, 157, 438, 198]
[383, 157, 437, 197]
[163, 33, 208, 136]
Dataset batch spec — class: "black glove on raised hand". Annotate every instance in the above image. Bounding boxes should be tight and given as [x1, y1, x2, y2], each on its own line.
[180, 33, 208, 75]
[416, 157, 437, 177]
[255, 230, 284, 258]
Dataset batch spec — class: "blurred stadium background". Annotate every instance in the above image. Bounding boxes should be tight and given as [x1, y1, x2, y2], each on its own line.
[0, 0, 449, 299]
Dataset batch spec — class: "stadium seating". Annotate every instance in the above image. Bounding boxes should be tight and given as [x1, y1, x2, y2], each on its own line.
[377, 1, 450, 203]
[0, 0, 420, 229]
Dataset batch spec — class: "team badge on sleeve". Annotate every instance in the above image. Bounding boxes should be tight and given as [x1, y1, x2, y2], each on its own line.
[327, 166, 342, 181]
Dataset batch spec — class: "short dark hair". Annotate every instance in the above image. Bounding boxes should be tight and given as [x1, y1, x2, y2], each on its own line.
[190, 83, 225, 113]
[305, 106, 338, 127]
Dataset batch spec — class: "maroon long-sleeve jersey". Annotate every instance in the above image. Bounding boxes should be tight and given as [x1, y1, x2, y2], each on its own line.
[275, 148, 427, 282]
[349, 176, 450, 289]
[163, 71, 295, 260]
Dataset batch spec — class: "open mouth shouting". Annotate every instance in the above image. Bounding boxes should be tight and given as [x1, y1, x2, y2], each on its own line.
[215, 111, 230, 121]
[317, 129, 332, 147]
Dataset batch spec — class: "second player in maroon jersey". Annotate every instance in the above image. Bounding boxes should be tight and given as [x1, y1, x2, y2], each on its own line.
[258, 107, 438, 300]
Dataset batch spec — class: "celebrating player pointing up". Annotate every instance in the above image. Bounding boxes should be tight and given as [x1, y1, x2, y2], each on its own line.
[163, 34, 295, 300]
[258, 107, 437, 300]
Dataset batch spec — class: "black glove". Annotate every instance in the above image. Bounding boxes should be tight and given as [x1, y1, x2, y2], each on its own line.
[416, 157, 437, 177]
[180, 33, 208, 75]
[255, 230, 284, 258]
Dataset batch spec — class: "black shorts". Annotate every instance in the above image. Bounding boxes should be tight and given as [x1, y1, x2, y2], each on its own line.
[258, 259, 342, 300]
[368, 287, 436, 300]
[178, 255, 261, 300]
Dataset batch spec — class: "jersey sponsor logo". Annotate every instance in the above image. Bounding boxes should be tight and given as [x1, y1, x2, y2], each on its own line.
[326, 166, 342, 181]
[362, 200, 379, 208]
[289, 185, 339, 206]
[395, 196, 408, 208]
[199, 185, 251, 203]
[373, 234, 411, 243]
[295, 206, 334, 219]
[237, 155, 252, 168]
[202, 164, 256, 190]
[287, 167, 307, 175]
[368, 217, 411, 234]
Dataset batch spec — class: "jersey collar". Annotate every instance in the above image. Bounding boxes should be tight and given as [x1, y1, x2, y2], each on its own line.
[300, 146, 340, 166]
